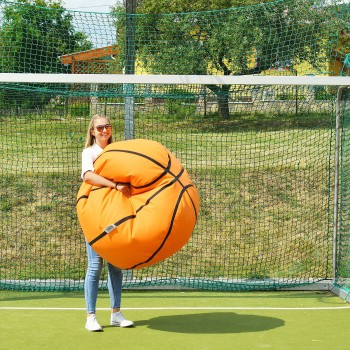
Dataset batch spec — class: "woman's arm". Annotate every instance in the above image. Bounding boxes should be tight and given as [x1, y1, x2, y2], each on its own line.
[83, 170, 116, 188]
[84, 171, 130, 197]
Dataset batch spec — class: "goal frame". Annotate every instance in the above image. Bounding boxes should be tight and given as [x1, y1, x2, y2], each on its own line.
[1, 73, 349, 302]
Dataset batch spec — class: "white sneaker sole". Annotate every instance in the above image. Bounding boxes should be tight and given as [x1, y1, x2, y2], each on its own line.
[110, 321, 134, 328]
[85, 326, 103, 332]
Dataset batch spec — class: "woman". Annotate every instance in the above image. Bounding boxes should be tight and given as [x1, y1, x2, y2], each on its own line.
[81, 114, 133, 332]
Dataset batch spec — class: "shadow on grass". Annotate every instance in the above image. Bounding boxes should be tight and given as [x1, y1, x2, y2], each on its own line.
[135, 312, 284, 334]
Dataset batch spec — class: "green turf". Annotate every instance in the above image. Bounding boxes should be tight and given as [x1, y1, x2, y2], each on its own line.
[0, 290, 349, 350]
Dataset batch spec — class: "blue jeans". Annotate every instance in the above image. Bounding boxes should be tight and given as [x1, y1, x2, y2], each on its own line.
[84, 241, 123, 314]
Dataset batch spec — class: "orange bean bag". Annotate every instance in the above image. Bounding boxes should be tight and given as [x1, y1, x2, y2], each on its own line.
[76, 139, 200, 270]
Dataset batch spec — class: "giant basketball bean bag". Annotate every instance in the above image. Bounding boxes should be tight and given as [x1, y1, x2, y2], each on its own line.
[76, 139, 200, 270]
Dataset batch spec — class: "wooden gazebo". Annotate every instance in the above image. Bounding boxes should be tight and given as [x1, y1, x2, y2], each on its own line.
[58, 45, 120, 74]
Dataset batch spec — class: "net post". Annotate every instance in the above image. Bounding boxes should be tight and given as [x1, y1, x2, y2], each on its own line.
[124, 84, 135, 140]
[124, 0, 137, 140]
[333, 86, 347, 283]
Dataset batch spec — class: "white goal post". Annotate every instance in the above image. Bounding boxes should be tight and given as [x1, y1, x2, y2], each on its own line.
[1, 73, 350, 86]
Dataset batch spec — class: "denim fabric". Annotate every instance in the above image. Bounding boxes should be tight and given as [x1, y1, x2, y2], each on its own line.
[84, 241, 123, 313]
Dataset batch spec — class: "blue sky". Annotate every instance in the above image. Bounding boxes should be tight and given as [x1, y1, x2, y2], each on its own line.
[61, 1, 123, 47]
[60, 0, 350, 13]
[62, 0, 121, 13]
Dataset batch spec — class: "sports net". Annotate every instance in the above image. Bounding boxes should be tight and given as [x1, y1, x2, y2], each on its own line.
[0, 0, 349, 293]
[0, 74, 346, 292]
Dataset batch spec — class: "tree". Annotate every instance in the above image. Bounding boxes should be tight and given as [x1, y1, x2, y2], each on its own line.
[0, 0, 92, 107]
[0, 0, 92, 73]
[112, 0, 343, 118]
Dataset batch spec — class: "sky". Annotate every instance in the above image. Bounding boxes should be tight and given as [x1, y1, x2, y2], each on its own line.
[62, 0, 122, 13]
[60, 1, 123, 47]
[62, 0, 350, 12]
[56, 0, 350, 13]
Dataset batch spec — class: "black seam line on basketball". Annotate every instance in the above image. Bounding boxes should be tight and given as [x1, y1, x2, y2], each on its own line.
[135, 179, 176, 214]
[75, 195, 88, 205]
[165, 167, 188, 187]
[129, 184, 193, 270]
[91, 187, 103, 192]
[88, 183, 196, 249]
[133, 154, 172, 189]
[101, 150, 172, 189]
[186, 186, 198, 219]
[86, 168, 186, 246]
[104, 149, 171, 171]
[75, 186, 109, 205]
[168, 169, 187, 192]
[88, 170, 186, 246]
[76, 165, 183, 208]
[135, 168, 185, 214]
[89, 180, 178, 247]
[88, 214, 136, 246]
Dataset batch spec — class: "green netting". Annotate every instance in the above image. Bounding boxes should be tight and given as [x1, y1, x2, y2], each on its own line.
[0, 81, 337, 291]
[0, 0, 349, 77]
[0, 0, 349, 292]
[337, 88, 350, 294]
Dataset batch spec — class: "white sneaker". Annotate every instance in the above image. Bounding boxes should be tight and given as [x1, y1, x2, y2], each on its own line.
[110, 311, 134, 328]
[85, 314, 103, 332]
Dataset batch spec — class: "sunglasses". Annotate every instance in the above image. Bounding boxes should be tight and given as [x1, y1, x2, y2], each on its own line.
[95, 124, 112, 132]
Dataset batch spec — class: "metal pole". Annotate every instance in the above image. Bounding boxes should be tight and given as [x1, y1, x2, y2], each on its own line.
[124, 0, 136, 140]
[333, 86, 346, 283]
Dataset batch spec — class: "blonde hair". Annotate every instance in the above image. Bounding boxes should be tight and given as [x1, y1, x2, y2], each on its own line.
[84, 114, 113, 148]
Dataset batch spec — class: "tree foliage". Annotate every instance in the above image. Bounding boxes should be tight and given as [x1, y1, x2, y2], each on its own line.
[113, 0, 347, 118]
[0, 0, 93, 108]
[0, 0, 92, 73]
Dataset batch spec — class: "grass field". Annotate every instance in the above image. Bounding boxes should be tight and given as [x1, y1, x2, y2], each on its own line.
[1, 289, 350, 350]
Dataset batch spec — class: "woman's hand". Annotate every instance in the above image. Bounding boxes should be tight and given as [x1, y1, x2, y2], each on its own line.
[116, 183, 131, 198]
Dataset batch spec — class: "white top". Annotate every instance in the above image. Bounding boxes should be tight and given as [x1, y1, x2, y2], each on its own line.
[81, 143, 103, 180]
